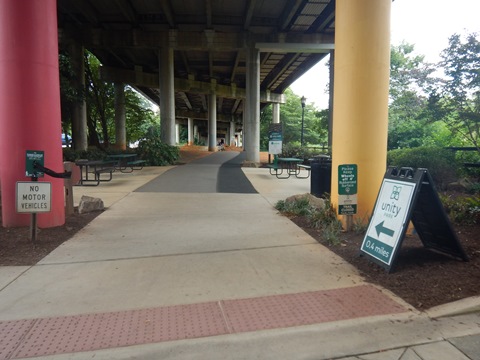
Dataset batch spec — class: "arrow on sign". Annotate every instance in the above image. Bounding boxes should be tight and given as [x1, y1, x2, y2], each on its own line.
[375, 221, 394, 238]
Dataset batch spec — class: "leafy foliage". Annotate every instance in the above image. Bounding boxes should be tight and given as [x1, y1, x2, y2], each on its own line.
[84, 52, 113, 148]
[440, 194, 480, 225]
[387, 43, 446, 150]
[279, 142, 329, 161]
[275, 197, 312, 216]
[124, 87, 159, 145]
[275, 195, 342, 245]
[260, 89, 329, 150]
[59, 51, 159, 150]
[58, 48, 85, 144]
[387, 147, 460, 190]
[62, 147, 107, 162]
[137, 126, 179, 166]
[435, 33, 480, 152]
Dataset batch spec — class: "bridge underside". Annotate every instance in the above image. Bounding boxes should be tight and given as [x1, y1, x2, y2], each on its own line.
[0, 0, 392, 228]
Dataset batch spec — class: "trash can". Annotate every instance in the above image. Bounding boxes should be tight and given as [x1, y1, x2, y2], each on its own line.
[310, 155, 332, 198]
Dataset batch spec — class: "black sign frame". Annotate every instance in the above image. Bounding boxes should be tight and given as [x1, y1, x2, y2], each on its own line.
[360, 167, 468, 272]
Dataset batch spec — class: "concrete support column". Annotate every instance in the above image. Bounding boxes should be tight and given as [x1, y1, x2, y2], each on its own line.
[194, 124, 198, 143]
[208, 93, 217, 152]
[187, 118, 194, 145]
[272, 103, 280, 124]
[328, 50, 334, 149]
[114, 82, 126, 150]
[0, 0, 65, 227]
[331, 0, 391, 221]
[175, 123, 180, 144]
[159, 46, 175, 145]
[229, 120, 236, 146]
[69, 41, 88, 151]
[244, 46, 260, 162]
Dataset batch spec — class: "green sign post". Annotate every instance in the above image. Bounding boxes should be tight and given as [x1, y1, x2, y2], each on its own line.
[25, 150, 44, 178]
[338, 164, 357, 215]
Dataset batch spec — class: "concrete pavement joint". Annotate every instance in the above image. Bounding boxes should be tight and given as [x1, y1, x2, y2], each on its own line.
[0, 267, 33, 292]
[37, 242, 319, 266]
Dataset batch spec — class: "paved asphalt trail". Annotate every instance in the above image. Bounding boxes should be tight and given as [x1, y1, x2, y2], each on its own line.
[135, 151, 257, 194]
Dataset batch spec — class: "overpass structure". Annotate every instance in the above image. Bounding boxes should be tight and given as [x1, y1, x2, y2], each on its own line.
[0, 0, 391, 230]
[58, 0, 336, 153]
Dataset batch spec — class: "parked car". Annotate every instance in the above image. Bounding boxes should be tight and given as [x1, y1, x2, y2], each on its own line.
[62, 134, 72, 146]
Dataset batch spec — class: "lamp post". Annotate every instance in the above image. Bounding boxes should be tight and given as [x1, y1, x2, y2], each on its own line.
[300, 96, 306, 146]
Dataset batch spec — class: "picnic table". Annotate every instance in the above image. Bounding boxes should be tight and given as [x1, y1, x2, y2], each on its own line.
[267, 156, 311, 179]
[75, 160, 116, 186]
[107, 154, 146, 173]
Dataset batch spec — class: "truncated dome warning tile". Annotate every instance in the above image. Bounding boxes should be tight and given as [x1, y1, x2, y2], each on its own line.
[221, 285, 407, 333]
[2, 285, 407, 359]
[0, 320, 36, 360]
[12, 303, 228, 359]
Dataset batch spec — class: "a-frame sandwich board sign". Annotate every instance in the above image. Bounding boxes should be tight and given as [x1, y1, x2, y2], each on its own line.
[360, 167, 468, 273]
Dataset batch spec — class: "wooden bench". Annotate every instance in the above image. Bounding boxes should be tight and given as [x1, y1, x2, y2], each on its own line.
[296, 164, 311, 178]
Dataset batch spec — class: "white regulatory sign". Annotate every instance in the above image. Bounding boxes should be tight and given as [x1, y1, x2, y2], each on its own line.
[361, 179, 416, 265]
[16, 182, 52, 213]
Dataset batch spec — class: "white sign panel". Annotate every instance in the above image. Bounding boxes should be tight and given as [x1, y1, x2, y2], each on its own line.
[16, 182, 52, 213]
[361, 179, 416, 265]
[268, 140, 282, 155]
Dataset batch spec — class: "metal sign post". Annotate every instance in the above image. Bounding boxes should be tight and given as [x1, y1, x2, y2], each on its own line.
[338, 164, 357, 231]
[18, 150, 70, 242]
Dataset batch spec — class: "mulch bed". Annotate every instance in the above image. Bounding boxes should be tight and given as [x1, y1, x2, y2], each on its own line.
[292, 215, 480, 310]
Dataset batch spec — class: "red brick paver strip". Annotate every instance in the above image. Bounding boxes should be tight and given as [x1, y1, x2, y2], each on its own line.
[0, 285, 408, 359]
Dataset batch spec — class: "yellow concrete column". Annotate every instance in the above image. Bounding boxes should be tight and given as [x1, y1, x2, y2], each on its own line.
[331, 0, 391, 222]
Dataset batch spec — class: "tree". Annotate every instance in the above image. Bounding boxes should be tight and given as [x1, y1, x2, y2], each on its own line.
[51, 50, 162, 150]
[124, 87, 158, 144]
[260, 88, 328, 150]
[435, 32, 480, 151]
[387, 43, 442, 149]
[84, 52, 114, 148]
[389, 43, 436, 102]
[58, 48, 84, 146]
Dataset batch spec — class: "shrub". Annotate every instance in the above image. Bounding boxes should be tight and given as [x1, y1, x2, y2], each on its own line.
[63, 148, 107, 162]
[387, 146, 460, 190]
[281, 143, 329, 163]
[137, 126, 179, 166]
[457, 151, 480, 180]
[275, 195, 342, 245]
[466, 182, 480, 195]
[275, 197, 313, 216]
[440, 194, 480, 225]
[307, 197, 342, 245]
[352, 215, 370, 235]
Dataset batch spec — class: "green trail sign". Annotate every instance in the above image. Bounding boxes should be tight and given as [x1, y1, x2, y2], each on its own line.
[25, 150, 44, 178]
[268, 123, 283, 155]
[338, 164, 357, 215]
[361, 177, 416, 266]
[360, 167, 468, 272]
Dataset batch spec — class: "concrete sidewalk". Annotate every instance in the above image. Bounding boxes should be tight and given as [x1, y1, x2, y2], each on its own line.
[0, 152, 479, 359]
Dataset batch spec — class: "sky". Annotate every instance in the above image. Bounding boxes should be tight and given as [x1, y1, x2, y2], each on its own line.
[290, 0, 480, 109]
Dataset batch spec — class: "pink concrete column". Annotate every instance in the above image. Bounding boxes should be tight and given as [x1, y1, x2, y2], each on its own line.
[0, 0, 65, 227]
